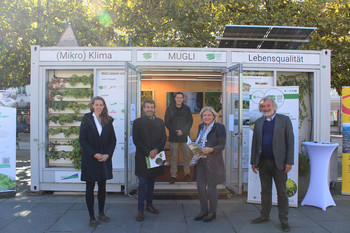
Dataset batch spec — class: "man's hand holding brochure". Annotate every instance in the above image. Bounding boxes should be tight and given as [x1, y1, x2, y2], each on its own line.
[145, 151, 166, 169]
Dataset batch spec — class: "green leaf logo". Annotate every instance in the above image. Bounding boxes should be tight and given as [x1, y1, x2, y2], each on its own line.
[143, 53, 152, 59]
[206, 53, 215, 60]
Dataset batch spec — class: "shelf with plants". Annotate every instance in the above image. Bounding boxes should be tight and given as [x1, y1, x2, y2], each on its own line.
[47, 72, 93, 170]
[48, 115, 84, 126]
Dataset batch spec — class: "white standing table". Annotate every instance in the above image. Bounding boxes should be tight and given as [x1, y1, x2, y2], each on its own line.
[301, 141, 338, 210]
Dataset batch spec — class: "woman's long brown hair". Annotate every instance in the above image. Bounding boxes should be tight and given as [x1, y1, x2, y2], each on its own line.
[90, 96, 111, 127]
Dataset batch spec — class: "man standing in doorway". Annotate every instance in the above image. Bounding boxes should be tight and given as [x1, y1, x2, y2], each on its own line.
[133, 99, 166, 221]
[250, 97, 294, 232]
[165, 92, 193, 184]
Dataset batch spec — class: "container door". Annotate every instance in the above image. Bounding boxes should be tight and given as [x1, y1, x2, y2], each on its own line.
[125, 63, 141, 195]
[222, 64, 244, 194]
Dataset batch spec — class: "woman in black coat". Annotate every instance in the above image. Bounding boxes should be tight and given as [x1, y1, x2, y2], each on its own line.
[79, 96, 116, 227]
[193, 106, 226, 222]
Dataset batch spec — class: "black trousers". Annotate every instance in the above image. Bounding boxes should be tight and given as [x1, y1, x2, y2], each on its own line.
[85, 180, 106, 218]
[258, 159, 288, 223]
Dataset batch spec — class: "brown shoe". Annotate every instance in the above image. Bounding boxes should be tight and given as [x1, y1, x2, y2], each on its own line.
[169, 177, 176, 184]
[281, 221, 290, 232]
[146, 205, 160, 214]
[136, 211, 144, 221]
[89, 217, 97, 227]
[185, 174, 191, 182]
[251, 216, 269, 224]
[203, 212, 216, 222]
[194, 212, 208, 221]
[98, 213, 110, 222]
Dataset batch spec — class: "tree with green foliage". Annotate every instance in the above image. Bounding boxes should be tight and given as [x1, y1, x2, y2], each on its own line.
[0, 0, 349, 94]
[0, 0, 114, 89]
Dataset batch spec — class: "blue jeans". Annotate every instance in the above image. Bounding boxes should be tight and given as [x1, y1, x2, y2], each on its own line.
[138, 176, 156, 211]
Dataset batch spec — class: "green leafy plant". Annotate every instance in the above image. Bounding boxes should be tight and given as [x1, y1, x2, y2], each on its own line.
[68, 138, 82, 170]
[68, 74, 93, 86]
[48, 127, 80, 137]
[48, 115, 83, 125]
[47, 140, 82, 170]
[47, 142, 70, 160]
[298, 153, 310, 176]
[48, 101, 90, 114]
[62, 88, 93, 98]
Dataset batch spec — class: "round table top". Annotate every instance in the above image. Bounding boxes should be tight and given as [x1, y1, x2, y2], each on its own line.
[302, 141, 339, 147]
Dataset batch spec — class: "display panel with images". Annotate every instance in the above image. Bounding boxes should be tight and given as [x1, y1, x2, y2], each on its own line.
[166, 92, 203, 113]
[205, 92, 222, 113]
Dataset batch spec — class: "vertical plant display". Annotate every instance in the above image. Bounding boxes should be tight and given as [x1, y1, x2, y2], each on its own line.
[47, 72, 93, 169]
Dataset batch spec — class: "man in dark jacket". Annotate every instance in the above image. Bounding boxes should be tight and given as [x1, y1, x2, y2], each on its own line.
[133, 99, 166, 222]
[164, 92, 193, 184]
[250, 97, 294, 232]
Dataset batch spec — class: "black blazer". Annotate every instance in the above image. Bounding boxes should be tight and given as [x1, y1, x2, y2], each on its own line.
[196, 122, 226, 185]
[133, 115, 166, 177]
[79, 112, 116, 181]
[164, 103, 193, 142]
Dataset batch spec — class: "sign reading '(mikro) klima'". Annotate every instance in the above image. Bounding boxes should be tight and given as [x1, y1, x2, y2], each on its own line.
[39, 50, 132, 62]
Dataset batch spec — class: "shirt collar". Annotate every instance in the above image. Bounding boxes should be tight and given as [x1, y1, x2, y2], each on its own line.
[264, 112, 276, 121]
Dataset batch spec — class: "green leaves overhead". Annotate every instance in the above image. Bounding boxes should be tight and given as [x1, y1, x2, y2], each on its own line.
[0, 0, 349, 93]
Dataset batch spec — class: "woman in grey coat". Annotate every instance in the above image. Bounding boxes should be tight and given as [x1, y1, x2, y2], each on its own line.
[79, 96, 116, 227]
[194, 107, 226, 222]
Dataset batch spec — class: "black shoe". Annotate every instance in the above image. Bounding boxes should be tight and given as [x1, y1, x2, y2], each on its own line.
[251, 216, 269, 224]
[194, 212, 208, 221]
[203, 213, 216, 222]
[136, 211, 144, 221]
[146, 205, 160, 214]
[89, 217, 97, 227]
[169, 177, 176, 184]
[281, 222, 291, 232]
[185, 174, 191, 182]
[98, 213, 110, 222]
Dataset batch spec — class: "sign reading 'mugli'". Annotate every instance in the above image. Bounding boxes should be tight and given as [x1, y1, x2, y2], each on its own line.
[168, 52, 195, 60]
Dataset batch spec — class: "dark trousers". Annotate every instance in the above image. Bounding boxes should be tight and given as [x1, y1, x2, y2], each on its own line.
[196, 159, 218, 213]
[138, 176, 156, 211]
[85, 180, 107, 218]
[258, 159, 288, 222]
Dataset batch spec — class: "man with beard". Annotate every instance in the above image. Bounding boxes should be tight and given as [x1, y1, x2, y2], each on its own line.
[250, 97, 294, 232]
[133, 99, 166, 222]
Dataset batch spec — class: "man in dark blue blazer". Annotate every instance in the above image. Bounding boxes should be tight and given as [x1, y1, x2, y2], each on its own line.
[250, 97, 294, 232]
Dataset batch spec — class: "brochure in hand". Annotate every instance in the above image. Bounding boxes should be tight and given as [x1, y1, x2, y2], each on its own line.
[145, 151, 166, 169]
[187, 136, 207, 165]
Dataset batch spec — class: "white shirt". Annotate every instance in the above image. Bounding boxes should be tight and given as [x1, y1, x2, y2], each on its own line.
[92, 112, 102, 136]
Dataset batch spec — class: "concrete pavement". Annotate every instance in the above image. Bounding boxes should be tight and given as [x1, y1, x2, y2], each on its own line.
[1, 187, 350, 233]
[1, 138, 350, 233]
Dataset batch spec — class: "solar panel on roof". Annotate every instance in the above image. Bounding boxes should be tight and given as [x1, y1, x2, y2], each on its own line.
[218, 25, 316, 49]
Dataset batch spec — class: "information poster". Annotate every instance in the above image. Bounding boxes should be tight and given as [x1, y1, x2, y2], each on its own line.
[96, 71, 125, 168]
[341, 87, 350, 194]
[0, 105, 16, 193]
[247, 87, 299, 207]
[233, 72, 274, 179]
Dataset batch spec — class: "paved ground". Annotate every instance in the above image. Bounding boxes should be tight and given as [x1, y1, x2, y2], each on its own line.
[1, 182, 350, 233]
[0, 135, 349, 233]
